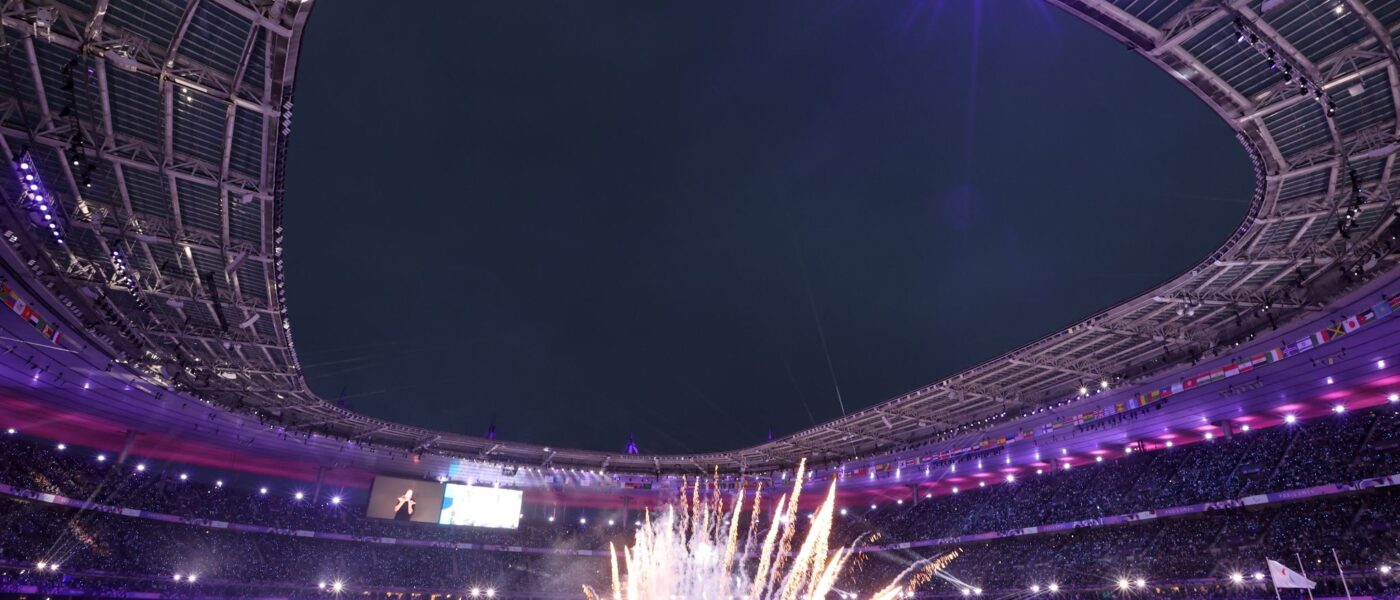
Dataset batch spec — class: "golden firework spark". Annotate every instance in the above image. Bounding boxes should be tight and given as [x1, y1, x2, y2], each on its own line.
[583, 460, 956, 600]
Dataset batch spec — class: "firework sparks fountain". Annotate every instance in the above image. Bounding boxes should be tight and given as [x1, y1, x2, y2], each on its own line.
[583, 461, 958, 600]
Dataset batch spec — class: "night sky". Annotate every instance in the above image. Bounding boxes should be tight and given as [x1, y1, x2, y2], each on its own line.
[283, 0, 1253, 454]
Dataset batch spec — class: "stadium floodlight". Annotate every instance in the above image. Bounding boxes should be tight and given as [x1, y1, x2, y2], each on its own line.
[978, 481, 986, 488]
[331, 496, 342, 505]
[215, 480, 223, 488]
[1241, 425, 1251, 432]
[1229, 573, 1244, 584]
[1095, 456, 1103, 463]
[1036, 468, 1044, 475]
[173, 574, 182, 582]
[260, 487, 268, 495]
[952, 486, 959, 494]
[96, 454, 106, 462]
[634, 520, 641, 526]
[1333, 404, 1346, 414]
[1117, 579, 1130, 591]
[294, 491, 305, 500]
[1048, 583, 1059, 592]
[318, 582, 326, 590]
[1030, 584, 1041, 593]
[1063, 463, 1071, 471]
[547, 516, 554, 522]
[870, 504, 876, 510]
[1253, 572, 1265, 581]
[1326, 377, 1334, 385]
[332, 581, 343, 593]
[579, 517, 587, 525]
[179, 473, 188, 481]
[962, 588, 971, 596]
[1380, 565, 1392, 575]
[5, 428, 13, 434]
[1165, 441, 1174, 448]
[135, 464, 146, 472]
[187, 574, 197, 582]
[608, 519, 615, 526]
[471, 588, 481, 597]
[840, 508, 848, 515]
[1284, 414, 1297, 424]
[1135, 578, 1145, 589]
[486, 589, 496, 598]
[974, 587, 983, 595]
[1389, 393, 1399, 403]
[1078, 386, 1088, 395]
[1379, 360, 1387, 369]
[1006, 474, 1016, 483]
[1205, 432, 1215, 440]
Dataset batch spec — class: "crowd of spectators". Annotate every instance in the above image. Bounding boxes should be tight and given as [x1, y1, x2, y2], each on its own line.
[0, 404, 1397, 598]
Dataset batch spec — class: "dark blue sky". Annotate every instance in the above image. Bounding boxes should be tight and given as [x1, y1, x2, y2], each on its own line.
[283, 0, 1253, 454]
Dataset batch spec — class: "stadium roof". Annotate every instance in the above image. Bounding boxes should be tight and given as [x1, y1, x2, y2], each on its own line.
[1, 0, 1398, 474]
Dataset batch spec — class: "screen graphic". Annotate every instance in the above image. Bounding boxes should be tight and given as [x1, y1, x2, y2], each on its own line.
[439, 484, 523, 529]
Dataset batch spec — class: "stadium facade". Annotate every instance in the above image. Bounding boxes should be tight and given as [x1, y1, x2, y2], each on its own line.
[0, 0, 1396, 506]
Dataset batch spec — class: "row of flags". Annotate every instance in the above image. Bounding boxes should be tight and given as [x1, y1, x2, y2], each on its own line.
[836, 293, 1400, 480]
[0, 283, 63, 345]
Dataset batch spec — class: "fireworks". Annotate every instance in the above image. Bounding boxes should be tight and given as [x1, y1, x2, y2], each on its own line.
[584, 460, 957, 600]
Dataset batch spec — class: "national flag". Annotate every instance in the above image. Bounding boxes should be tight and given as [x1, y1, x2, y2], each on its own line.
[1170, 383, 1184, 395]
[1267, 348, 1284, 362]
[1390, 294, 1400, 310]
[1266, 559, 1316, 589]
[1184, 378, 1198, 390]
[1327, 322, 1348, 339]
[1374, 300, 1393, 319]
[1343, 315, 1361, 332]
[1115, 402, 1126, 413]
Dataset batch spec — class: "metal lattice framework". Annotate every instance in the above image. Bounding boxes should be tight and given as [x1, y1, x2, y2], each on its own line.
[1, 0, 1398, 474]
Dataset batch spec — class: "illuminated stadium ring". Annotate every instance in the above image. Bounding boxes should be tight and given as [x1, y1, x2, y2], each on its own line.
[0, 0, 1396, 475]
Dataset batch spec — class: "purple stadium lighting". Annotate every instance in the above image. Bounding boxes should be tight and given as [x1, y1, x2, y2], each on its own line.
[13, 151, 66, 244]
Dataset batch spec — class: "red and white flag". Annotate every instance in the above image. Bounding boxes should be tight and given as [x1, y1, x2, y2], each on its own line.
[1267, 559, 1316, 589]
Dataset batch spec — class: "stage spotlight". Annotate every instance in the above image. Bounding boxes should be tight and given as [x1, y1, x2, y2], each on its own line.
[1241, 425, 1251, 432]
[318, 582, 326, 590]
[1135, 578, 1145, 589]
[1253, 572, 1265, 581]
[294, 491, 305, 500]
[331, 496, 342, 505]
[1117, 579, 1130, 591]
[173, 574, 182, 582]
[1229, 573, 1244, 584]
[1048, 583, 1059, 592]
[1285, 414, 1297, 424]
[187, 574, 197, 582]
[331, 581, 343, 592]
[1333, 404, 1346, 414]
[1031, 585, 1041, 593]
[962, 588, 971, 596]
[1389, 393, 1399, 402]
[486, 589, 496, 598]
[1095, 456, 1103, 463]
[1205, 432, 1215, 440]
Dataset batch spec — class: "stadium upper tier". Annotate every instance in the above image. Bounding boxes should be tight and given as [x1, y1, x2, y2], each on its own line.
[0, 0, 1397, 475]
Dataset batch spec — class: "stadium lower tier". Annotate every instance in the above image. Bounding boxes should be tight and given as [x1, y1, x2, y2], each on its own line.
[1, 488, 1397, 599]
[3, 405, 1399, 553]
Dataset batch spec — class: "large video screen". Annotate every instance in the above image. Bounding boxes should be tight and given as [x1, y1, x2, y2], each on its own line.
[439, 484, 523, 529]
[366, 476, 445, 524]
